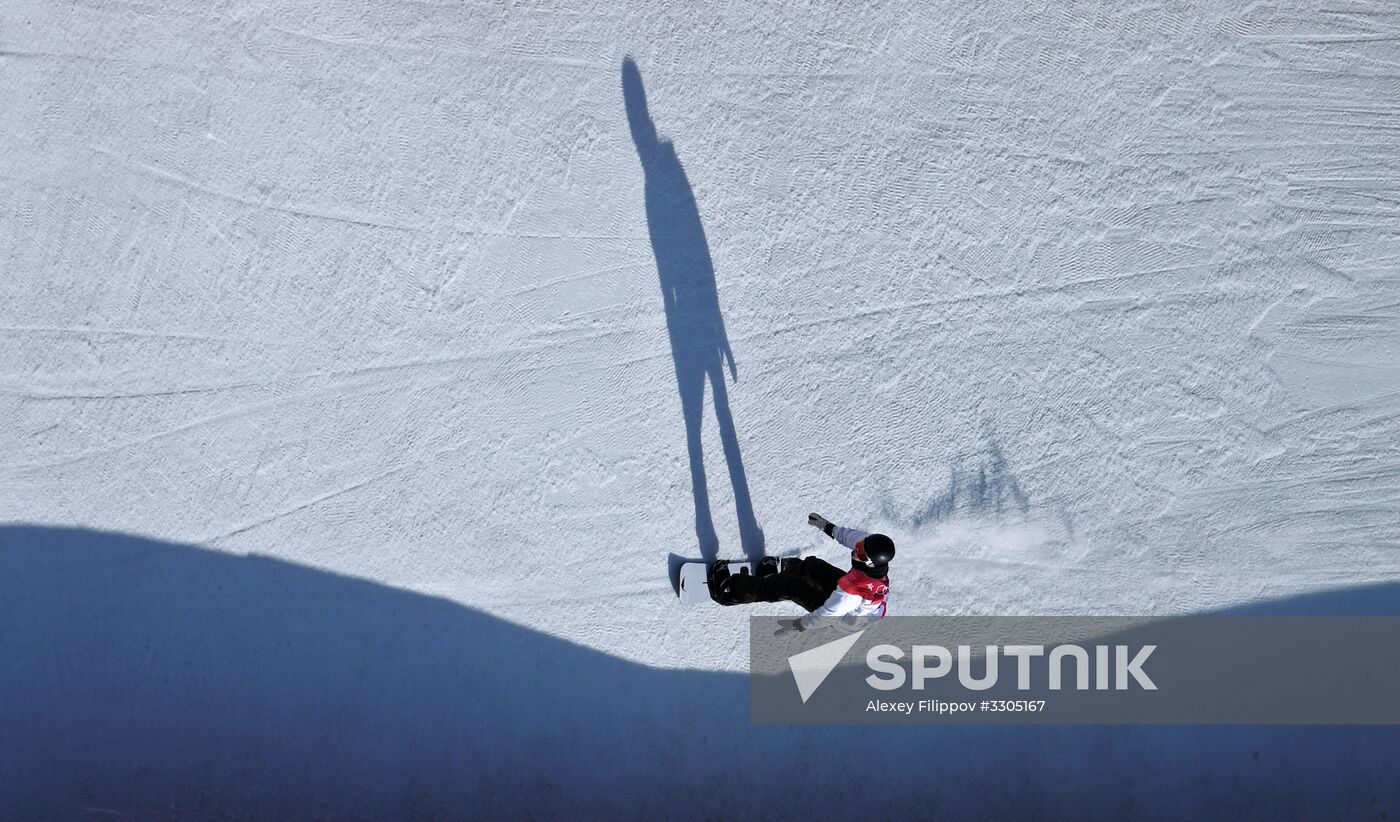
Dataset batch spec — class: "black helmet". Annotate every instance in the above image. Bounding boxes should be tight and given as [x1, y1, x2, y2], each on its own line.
[855, 534, 896, 567]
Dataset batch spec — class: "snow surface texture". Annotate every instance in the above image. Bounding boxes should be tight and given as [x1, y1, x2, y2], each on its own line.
[2, 0, 1399, 818]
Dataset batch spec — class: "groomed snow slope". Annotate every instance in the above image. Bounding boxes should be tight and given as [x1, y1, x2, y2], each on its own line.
[3, 0, 1399, 817]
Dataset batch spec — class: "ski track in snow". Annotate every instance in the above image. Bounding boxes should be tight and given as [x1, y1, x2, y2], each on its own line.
[3, 0, 1400, 816]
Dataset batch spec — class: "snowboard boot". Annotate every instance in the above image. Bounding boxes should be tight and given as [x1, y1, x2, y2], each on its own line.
[762, 556, 802, 576]
[708, 560, 735, 604]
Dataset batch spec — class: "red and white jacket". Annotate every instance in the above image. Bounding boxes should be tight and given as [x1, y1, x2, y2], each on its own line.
[798, 525, 890, 630]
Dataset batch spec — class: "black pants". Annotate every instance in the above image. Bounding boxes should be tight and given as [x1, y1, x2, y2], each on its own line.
[721, 557, 844, 612]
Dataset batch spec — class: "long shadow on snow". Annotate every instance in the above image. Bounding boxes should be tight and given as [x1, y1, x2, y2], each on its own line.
[623, 57, 764, 573]
[1, 525, 1396, 820]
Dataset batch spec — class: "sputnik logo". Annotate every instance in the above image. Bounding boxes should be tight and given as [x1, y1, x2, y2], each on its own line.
[787, 630, 866, 703]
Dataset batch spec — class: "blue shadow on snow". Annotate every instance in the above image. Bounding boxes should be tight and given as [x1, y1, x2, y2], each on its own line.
[2, 524, 1399, 819]
[623, 57, 764, 569]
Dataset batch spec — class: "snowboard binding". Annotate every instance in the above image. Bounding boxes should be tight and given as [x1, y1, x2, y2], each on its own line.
[707, 560, 743, 604]
[707, 557, 798, 605]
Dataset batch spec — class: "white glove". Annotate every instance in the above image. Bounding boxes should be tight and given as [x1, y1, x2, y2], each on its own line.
[773, 618, 805, 636]
[807, 512, 831, 531]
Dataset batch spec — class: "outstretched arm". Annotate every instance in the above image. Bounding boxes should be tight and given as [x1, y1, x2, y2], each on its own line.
[808, 513, 869, 550]
[831, 525, 870, 552]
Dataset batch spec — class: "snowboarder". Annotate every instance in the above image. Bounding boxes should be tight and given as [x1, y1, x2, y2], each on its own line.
[710, 513, 893, 634]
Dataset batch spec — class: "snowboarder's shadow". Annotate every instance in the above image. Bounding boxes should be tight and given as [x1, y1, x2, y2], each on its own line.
[623, 57, 764, 581]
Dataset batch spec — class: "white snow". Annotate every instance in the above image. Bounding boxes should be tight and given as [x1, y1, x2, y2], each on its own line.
[3, 0, 1399, 817]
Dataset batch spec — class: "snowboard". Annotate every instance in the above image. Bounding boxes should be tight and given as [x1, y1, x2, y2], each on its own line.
[677, 560, 758, 606]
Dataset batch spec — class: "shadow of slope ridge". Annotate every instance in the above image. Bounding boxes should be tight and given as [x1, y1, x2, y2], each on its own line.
[1, 525, 1396, 820]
